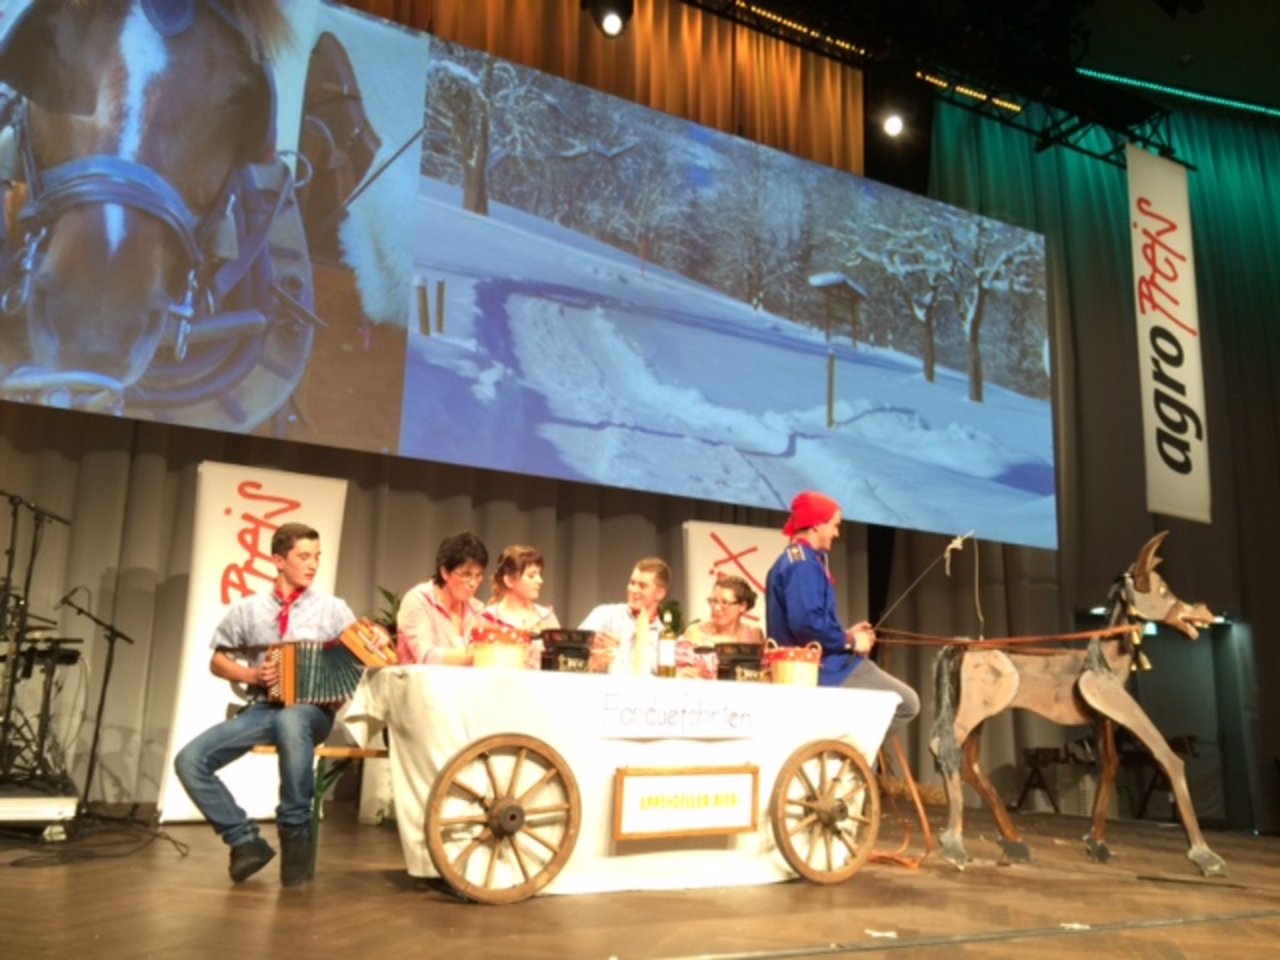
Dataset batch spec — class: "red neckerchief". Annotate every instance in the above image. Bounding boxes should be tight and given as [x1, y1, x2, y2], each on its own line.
[276, 587, 305, 637]
[792, 538, 835, 584]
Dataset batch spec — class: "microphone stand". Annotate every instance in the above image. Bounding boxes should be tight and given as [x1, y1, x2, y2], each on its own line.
[0, 491, 67, 778]
[0, 494, 24, 775]
[60, 593, 135, 811]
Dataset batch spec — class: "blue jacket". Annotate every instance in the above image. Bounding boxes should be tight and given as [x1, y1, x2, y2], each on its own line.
[765, 540, 862, 686]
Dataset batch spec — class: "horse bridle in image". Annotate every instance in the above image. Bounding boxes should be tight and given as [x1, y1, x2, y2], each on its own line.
[0, 1, 318, 430]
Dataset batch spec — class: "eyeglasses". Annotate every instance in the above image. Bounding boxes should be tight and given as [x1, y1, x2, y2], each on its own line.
[707, 597, 743, 607]
[449, 568, 486, 584]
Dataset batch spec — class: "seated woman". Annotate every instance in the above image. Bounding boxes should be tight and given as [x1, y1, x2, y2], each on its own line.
[679, 576, 764, 678]
[686, 576, 765, 646]
[395, 531, 489, 665]
[482, 545, 561, 668]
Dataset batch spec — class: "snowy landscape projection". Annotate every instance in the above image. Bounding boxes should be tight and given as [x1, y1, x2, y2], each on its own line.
[402, 42, 1057, 549]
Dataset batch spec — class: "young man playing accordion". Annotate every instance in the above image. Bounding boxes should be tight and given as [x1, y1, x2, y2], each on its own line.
[174, 522, 365, 887]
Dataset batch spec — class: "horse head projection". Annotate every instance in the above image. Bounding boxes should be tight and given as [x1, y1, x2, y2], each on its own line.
[0, 0, 313, 426]
[930, 531, 1225, 877]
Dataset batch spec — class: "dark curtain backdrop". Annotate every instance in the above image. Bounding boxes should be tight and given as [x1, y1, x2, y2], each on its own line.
[1, 2, 1275, 832]
[929, 100, 1280, 828]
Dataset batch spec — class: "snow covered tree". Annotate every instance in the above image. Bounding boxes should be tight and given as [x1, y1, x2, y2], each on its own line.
[423, 48, 599, 217]
[835, 190, 956, 380]
[707, 142, 815, 314]
[949, 219, 1043, 402]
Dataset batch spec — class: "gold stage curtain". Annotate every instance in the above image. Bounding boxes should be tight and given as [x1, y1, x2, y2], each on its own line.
[341, 0, 864, 175]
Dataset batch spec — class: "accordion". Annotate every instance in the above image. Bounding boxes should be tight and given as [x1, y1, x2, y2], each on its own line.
[266, 618, 397, 706]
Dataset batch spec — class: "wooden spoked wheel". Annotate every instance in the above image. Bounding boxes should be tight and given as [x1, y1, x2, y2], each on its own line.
[425, 733, 581, 904]
[770, 739, 881, 884]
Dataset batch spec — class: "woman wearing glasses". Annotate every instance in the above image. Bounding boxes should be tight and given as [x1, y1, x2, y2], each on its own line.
[679, 576, 763, 679]
[395, 531, 489, 664]
[686, 576, 765, 646]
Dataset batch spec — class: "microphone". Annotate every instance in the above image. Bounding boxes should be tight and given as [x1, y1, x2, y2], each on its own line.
[55, 586, 82, 610]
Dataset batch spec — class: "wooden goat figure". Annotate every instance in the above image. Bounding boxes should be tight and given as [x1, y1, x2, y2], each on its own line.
[930, 531, 1226, 877]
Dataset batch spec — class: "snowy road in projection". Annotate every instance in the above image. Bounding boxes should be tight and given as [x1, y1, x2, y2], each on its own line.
[400, 188, 1057, 549]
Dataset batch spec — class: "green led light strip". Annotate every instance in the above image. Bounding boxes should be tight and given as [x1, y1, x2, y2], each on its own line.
[1076, 67, 1280, 119]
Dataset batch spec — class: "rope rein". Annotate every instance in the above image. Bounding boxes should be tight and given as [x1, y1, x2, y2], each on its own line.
[874, 531, 973, 630]
[877, 623, 1139, 652]
[874, 532, 1137, 653]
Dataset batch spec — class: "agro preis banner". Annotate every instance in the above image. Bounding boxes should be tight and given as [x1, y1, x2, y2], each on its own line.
[1126, 143, 1211, 524]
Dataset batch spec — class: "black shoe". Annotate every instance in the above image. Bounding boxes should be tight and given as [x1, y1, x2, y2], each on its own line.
[279, 826, 313, 887]
[228, 837, 275, 883]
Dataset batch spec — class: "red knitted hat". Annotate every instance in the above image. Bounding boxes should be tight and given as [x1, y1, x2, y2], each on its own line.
[782, 491, 840, 538]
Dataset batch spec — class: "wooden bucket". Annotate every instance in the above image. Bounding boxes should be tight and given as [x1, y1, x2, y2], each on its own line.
[764, 640, 823, 686]
[470, 625, 530, 669]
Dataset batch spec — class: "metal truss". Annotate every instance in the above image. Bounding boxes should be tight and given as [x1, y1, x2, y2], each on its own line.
[678, 0, 1186, 168]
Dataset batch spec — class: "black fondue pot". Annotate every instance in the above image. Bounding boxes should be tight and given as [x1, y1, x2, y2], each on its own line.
[714, 642, 765, 681]
[535, 628, 595, 672]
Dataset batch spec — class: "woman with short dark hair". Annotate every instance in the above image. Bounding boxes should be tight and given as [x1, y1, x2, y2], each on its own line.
[396, 531, 489, 664]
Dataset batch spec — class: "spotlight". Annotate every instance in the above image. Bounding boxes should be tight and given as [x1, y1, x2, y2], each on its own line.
[882, 113, 905, 137]
[582, 0, 634, 38]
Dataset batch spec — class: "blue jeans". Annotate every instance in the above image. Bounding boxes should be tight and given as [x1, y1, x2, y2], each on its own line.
[174, 702, 334, 847]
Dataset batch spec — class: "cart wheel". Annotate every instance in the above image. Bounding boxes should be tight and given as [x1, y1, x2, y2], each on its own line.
[425, 733, 581, 904]
[770, 738, 880, 884]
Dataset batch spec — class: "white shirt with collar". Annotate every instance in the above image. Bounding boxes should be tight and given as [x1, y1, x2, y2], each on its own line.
[578, 602, 662, 676]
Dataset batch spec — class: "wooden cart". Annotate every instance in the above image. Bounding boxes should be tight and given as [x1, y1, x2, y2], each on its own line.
[343, 667, 895, 904]
[424, 732, 881, 903]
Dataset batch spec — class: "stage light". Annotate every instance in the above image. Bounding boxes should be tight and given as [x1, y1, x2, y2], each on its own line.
[582, 0, 634, 38]
[882, 113, 904, 137]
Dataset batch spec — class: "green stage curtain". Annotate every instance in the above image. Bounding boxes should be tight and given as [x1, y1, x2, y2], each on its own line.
[928, 101, 1280, 828]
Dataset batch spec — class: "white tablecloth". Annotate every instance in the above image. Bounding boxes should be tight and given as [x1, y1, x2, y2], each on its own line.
[342, 666, 897, 895]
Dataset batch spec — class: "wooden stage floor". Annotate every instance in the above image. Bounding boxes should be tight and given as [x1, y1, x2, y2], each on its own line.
[3, 804, 1279, 959]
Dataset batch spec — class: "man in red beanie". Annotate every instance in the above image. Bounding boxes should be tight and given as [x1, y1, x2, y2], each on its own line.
[765, 491, 919, 735]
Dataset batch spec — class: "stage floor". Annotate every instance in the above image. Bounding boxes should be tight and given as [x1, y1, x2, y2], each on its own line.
[3, 803, 1278, 959]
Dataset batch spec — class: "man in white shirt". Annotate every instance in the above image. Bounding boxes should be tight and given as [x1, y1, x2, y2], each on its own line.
[578, 557, 669, 675]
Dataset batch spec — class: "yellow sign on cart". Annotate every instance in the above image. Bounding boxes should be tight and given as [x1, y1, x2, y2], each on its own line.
[614, 766, 759, 841]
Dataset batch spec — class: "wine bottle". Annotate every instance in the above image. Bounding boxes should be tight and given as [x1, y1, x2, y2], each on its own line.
[657, 610, 677, 678]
